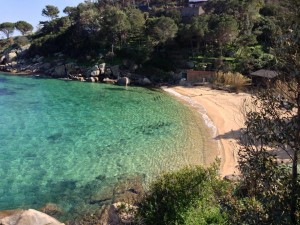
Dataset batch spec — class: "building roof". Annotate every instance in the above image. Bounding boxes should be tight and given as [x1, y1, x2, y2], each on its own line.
[187, 70, 214, 76]
[189, 0, 208, 2]
[250, 69, 278, 79]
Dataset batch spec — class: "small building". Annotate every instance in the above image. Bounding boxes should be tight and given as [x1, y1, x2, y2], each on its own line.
[250, 69, 279, 86]
[186, 70, 215, 83]
[181, 6, 205, 17]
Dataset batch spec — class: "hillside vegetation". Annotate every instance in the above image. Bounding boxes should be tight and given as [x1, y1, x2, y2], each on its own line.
[1, 0, 282, 76]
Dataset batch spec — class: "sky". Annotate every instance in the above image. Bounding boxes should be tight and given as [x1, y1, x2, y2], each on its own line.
[0, 0, 84, 37]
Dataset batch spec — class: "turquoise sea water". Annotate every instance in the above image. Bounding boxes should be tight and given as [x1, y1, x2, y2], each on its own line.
[0, 73, 214, 218]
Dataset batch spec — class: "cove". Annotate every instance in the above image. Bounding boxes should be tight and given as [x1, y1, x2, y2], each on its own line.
[0, 73, 216, 218]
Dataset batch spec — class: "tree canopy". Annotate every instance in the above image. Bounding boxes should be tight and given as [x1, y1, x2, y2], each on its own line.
[147, 16, 178, 46]
[0, 22, 15, 39]
[42, 5, 60, 20]
[15, 21, 33, 35]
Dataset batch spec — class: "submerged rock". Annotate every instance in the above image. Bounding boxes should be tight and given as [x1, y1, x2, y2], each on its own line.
[40, 203, 63, 217]
[0, 209, 64, 225]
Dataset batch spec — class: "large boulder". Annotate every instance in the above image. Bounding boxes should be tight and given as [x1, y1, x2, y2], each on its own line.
[117, 77, 130, 86]
[0, 55, 5, 64]
[86, 77, 99, 82]
[140, 77, 151, 86]
[20, 44, 31, 52]
[41, 62, 51, 70]
[16, 44, 31, 57]
[99, 63, 106, 74]
[65, 63, 76, 73]
[103, 77, 116, 84]
[111, 65, 120, 78]
[90, 65, 100, 76]
[6, 52, 17, 63]
[53, 65, 66, 77]
[91, 70, 100, 76]
[0, 209, 64, 225]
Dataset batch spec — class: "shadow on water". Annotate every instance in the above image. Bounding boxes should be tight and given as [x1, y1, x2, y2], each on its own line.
[103, 87, 138, 93]
[0, 178, 78, 210]
[3, 172, 145, 220]
[135, 121, 173, 136]
[103, 86, 159, 95]
[0, 77, 8, 83]
[47, 133, 63, 142]
[0, 88, 16, 96]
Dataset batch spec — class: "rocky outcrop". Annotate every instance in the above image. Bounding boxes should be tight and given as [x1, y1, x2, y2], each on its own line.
[0, 44, 30, 65]
[90, 65, 100, 76]
[99, 63, 106, 74]
[98, 205, 123, 225]
[0, 209, 64, 225]
[53, 65, 67, 77]
[0, 55, 5, 64]
[6, 52, 17, 63]
[16, 44, 31, 57]
[86, 77, 99, 82]
[97, 203, 137, 225]
[138, 77, 151, 86]
[111, 65, 120, 78]
[103, 78, 117, 84]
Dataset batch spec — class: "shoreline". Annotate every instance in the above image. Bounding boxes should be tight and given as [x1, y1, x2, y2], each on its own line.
[1, 70, 246, 176]
[164, 85, 251, 177]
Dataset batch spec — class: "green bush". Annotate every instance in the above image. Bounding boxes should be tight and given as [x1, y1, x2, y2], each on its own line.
[137, 164, 229, 225]
[14, 36, 30, 47]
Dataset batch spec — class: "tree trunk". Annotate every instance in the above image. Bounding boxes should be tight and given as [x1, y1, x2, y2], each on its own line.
[291, 81, 300, 224]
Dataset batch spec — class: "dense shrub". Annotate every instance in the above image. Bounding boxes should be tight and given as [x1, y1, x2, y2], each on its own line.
[14, 36, 30, 47]
[137, 164, 229, 225]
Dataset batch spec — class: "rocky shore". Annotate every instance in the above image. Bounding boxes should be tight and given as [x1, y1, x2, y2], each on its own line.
[0, 175, 145, 225]
[0, 44, 154, 87]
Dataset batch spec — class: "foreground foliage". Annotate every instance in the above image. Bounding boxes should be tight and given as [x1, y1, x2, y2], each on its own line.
[137, 164, 229, 225]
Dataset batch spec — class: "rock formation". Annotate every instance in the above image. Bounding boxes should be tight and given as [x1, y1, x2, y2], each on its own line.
[0, 209, 64, 225]
[117, 77, 130, 86]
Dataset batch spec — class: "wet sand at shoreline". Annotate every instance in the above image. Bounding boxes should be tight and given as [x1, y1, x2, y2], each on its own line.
[165, 86, 251, 177]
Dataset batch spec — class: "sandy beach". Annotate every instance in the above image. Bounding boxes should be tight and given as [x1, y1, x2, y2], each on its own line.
[165, 86, 251, 177]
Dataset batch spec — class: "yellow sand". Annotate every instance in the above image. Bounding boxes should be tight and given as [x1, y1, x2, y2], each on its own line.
[167, 86, 251, 177]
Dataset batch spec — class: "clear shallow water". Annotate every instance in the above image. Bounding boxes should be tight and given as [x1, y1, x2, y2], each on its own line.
[0, 74, 214, 218]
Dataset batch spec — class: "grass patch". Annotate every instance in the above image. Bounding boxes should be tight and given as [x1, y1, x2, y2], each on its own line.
[213, 71, 251, 93]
